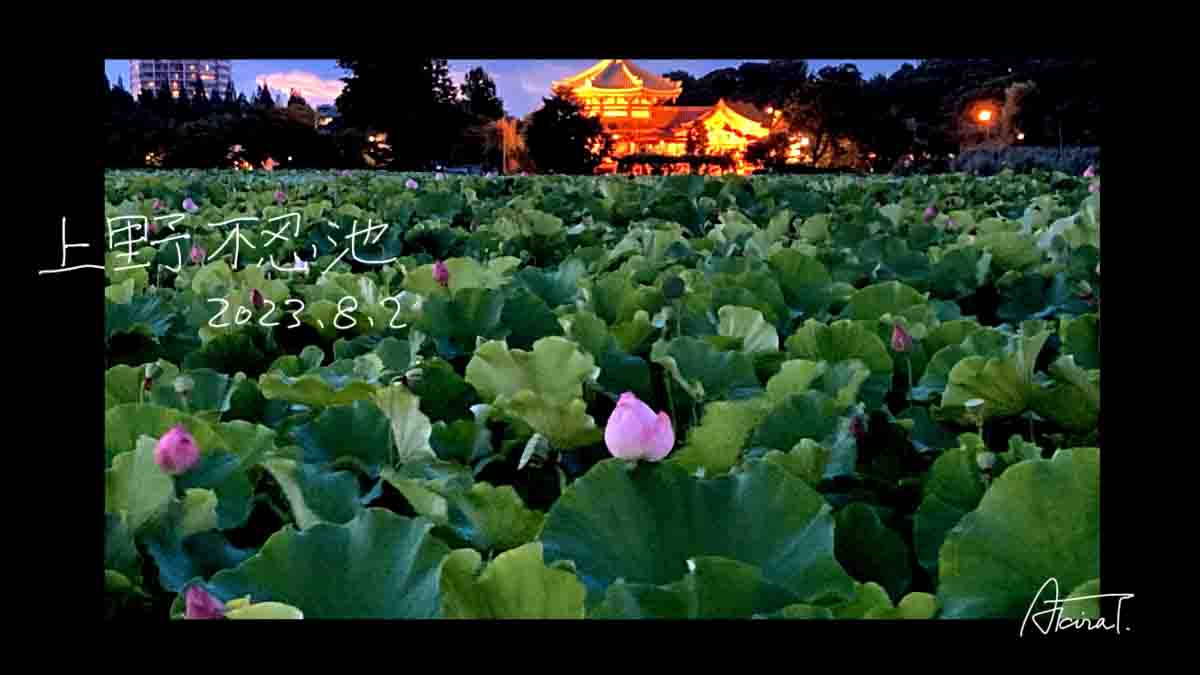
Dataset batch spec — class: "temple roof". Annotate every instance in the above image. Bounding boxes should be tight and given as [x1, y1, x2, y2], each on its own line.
[553, 60, 683, 98]
[716, 99, 772, 127]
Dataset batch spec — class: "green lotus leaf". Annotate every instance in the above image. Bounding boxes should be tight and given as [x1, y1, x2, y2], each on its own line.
[914, 433, 989, 576]
[1059, 314, 1099, 371]
[178, 488, 219, 539]
[928, 247, 991, 299]
[818, 360, 872, 410]
[258, 357, 383, 408]
[912, 327, 1010, 402]
[190, 260, 236, 298]
[173, 451, 256, 531]
[842, 281, 928, 322]
[440, 542, 585, 619]
[105, 513, 143, 586]
[718, 305, 779, 354]
[416, 287, 508, 359]
[750, 391, 843, 453]
[541, 459, 855, 606]
[105, 277, 138, 304]
[501, 286, 564, 351]
[610, 310, 656, 354]
[262, 457, 362, 529]
[938, 328, 1052, 423]
[511, 392, 603, 450]
[938, 448, 1099, 618]
[768, 248, 846, 318]
[406, 358, 481, 424]
[1060, 579, 1102, 622]
[465, 336, 596, 405]
[592, 556, 803, 619]
[513, 259, 585, 308]
[763, 359, 826, 403]
[182, 330, 270, 377]
[590, 271, 666, 326]
[780, 582, 939, 619]
[145, 527, 256, 594]
[975, 231, 1043, 271]
[710, 270, 790, 329]
[761, 439, 831, 488]
[404, 257, 515, 296]
[205, 508, 451, 618]
[1032, 356, 1099, 433]
[651, 337, 762, 402]
[373, 383, 436, 465]
[105, 294, 176, 342]
[106, 360, 181, 409]
[292, 400, 393, 475]
[561, 311, 654, 402]
[670, 398, 771, 477]
[921, 319, 985, 359]
[835, 503, 911, 600]
[151, 368, 240, 415]
[105, 437, 175, 534]
[786, 320, 893, 410]
[898, 406, 959, 453]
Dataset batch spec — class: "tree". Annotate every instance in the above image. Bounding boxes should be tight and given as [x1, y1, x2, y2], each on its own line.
[460, 67, 505, 121]
[255, 82, 276, 108]
[524, 93, 611, 174]
[745, 131, 792, 169]
[191, 78, 210, 118]
[780, 64, 865, 166]
[335, 58, 464, 169]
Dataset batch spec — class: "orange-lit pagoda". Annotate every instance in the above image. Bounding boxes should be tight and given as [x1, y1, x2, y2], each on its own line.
[551, 59, 803, 175]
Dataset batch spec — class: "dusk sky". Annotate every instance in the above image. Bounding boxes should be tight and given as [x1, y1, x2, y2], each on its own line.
[105, 59, 917, 117]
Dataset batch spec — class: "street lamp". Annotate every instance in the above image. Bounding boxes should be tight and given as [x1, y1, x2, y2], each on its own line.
[976, 107, 996, 143]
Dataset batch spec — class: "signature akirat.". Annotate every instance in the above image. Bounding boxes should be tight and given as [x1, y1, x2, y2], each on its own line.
[1021, 578, 1133, 636]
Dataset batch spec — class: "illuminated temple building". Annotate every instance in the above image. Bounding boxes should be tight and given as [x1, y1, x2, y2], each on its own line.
[552, 59, 806, 175]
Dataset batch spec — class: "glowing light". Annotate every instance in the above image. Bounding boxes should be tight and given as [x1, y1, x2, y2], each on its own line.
[765, 106, 773, 114]
[1016, 132, 1025, 141]
[367, 135, 376, 142]
[977, 109, 993, 122]
[799, 137, 810, 147]
[288, 156, 293, 161]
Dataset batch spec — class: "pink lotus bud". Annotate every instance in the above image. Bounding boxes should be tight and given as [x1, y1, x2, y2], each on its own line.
[274, 190, 286, 204]
[190, 245, 205, 265]
[154, 425, 200, 476]
[923, 204, 938, 223]
[604, 392, 675, 463]
[1088, 181, 1100, 194]
[891, 324, 913, 353]
[184, 585, 225, 620]
[432, 260, 450, 287]
[1083, 165, 1095, 178]
[251, 288, 265, 311]
[148, 220, 157, 235]
[946, 217, 957, 229]
[152, 199, 163, 211]
[182, 198, 199, 213]
[406, 178, 419, 190]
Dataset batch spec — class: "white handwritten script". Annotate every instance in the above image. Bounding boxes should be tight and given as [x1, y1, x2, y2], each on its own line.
[1021, 578, 1133, 636]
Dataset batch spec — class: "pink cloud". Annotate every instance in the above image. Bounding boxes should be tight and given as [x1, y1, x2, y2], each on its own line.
[255, 71, 345, 105]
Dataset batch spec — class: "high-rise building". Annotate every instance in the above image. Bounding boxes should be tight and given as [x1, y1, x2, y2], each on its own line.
[130, 60, 233, 100]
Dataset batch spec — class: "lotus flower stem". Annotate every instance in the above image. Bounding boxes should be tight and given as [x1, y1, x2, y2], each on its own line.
[905, 356, 913, 403]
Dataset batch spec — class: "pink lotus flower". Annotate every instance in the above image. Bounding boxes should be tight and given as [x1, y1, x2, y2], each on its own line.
[148, 220, 157, 235]
[184, 586, 225, 620]
[923, 204, 938, 223]
[432, 260, 450, 287]
[251, 288, 265, 311]
[154, 425, 200, 475]
[190, 245, 206, 265]
[182, 198, 199, 213]
[152, 198, 163, 211]
[274, 189, 286, 204]
[1083, 165, 1095, 178]
[406, 178, 419, 190]
[891, 324, 913, 353]
[604, 392, 674, 462]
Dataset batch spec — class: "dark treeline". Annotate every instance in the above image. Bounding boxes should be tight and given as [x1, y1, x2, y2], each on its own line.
[104, 58, 1098, 174]
[671, 58, 1099, 171]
